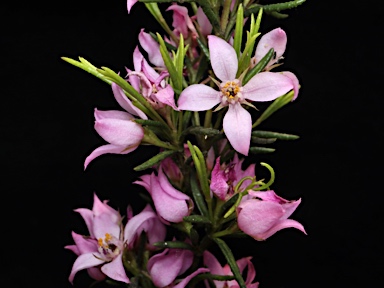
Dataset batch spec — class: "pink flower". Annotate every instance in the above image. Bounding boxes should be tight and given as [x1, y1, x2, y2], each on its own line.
[134, 166, 193, 223]
[124, 203, 166, 250]
[210, 154, 255, 200]
[84, 107, 145, 169]
[148, 246, 210, 287]
[126, 46, 178, 112]
[203, 250, 259, 288]
[237, 190, 307, 240]
[65, 193, 130, 284]
[177, 34, 297, 156]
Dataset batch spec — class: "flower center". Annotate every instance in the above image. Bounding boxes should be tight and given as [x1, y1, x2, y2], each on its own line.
[220, 80, 243, 104]
[98, 233, 122, 260]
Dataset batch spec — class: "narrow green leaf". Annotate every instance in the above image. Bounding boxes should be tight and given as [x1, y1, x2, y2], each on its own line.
[252, 90, 294, 128]
[183, 126, 221, 137]
[213, 238, 246, 288]
[157, 33, 181, 91]
[194, 145, 211, 198]
[153, 241, 193, 250]
[266, 11, 289, 19]
[183, 215, 212, 224]
[237, 32, 259, 77]
[190, 171, 209, 217]
[197, 38, 210, 60]
[233, 4, 244, 58]
[134, 119, 170, 130]
[245, 0, 306, 17]
[133, 150, 176, 171]
[61, 57, 112, 85]
[249, 146, 276, 154]
[220, 193, 239, 217]
[252, 130, 299, 140]
[242, 48, 274, 85]
[251, 136, 277, 144]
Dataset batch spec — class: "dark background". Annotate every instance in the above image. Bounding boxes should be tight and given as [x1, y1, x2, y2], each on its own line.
[2, 0, 383, 287]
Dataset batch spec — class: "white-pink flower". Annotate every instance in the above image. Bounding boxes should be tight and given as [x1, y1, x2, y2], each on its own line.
[178, 34, 297, 156]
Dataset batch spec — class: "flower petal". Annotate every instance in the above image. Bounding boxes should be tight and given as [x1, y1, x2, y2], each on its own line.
[138, 29, 165, 67]
[95, 118, 144, 147]
[281, 71, 300, 101]
[223, 103, 252, 156]
[92, 212, 121, 240]
[127, 0, 138, 13]
[208, 35, 238, 81]
[172, 267, 210, 288]
[68, 253, 105, 284]
[242, 71, 293, 102]
[84, 144, 137, 170]
[196, 7, 212, 36]
[254, 27, 287, 68]
[101, 254, 130, 283]
[177, 84, 220, 111]
[256, 219, 307, 240]
[94, 108, 133, 121]
[237, 200, 284, 239]
[210, 157, 229, 200]
[153, 85, 178, 110]
[112, 83, 148, 119]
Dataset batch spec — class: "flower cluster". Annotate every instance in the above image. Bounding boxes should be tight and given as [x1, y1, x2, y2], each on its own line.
[64, 0, 307, 287]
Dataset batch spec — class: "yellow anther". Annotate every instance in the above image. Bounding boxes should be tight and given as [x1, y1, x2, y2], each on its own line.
[105, 233, 112, 241]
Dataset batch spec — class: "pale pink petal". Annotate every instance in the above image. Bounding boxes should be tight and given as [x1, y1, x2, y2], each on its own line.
[282, 198, 302, 220]
[256, 219, 307, 240]
[148, 249, 192, 287]
[173, 268, 210, 288]
[223, 103, 252, 156]
[87, 267, 106, 282]
[127, 0, 138, 13]
[94, 108, 134, 121]
[133, 46, 143, 72]
[141, 56, 161, 83]
[84, 144, 137, 170]
[101, 254, 130, 283]
[127, 71, 153, 97]
[111, 82, 148, 119]
[92, 212, 121, 240]
[139, 29, 165, 67]
[153, 85, 178, 110]
[254, 28, 287, 67]
[150, 173, 189, 223]
[208, 35, 238, 81]
[158, 167, 190, 200]
[196, 7, 212, 36]
[281, 71, 300, 100]
[242, 71, 293, 102]
[237, 200, 284, 238]
[178, 84, 220, 111]
[91, 193, 120, 218]
[73, 208, 94, 237]
[67, 231, 99, 254]
[133, 174, 151, 191]
[210, 157, 229, 200]
[124, 208, 166, 247]
[68, 253, 105, 284]
[167, 4, 196, 36]
[203, 251, 226, 288]
[95, 118, 144, 147]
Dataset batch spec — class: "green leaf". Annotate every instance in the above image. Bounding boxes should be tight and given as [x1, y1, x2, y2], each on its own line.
[197, 37, 210, 60]
[157, 33, 182, 91]
[233, 4, 244, 58]
[190, 170, 209, 217]
[133, 150, 176, 171]
[252, 130, 300, 140]
[152, 241, 193, 250]
[249, 146, 276, 154]
[183, 215, 212, 224]
[213, 238, 246, 288]
[245, 0, 306, 17]
[251, 136, 277, 144]
[61, 57, 112, 85]
[252, 90, 295, 128]
[242, 48, 274, 85]
[266, 11, 289, 19]
[183, 126, 221, 137]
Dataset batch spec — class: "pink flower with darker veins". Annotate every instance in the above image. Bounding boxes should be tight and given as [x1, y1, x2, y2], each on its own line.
[178, 34, 298, 156]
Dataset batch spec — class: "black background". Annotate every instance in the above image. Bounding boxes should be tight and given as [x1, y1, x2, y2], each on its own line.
[2, 0, 383, 287]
